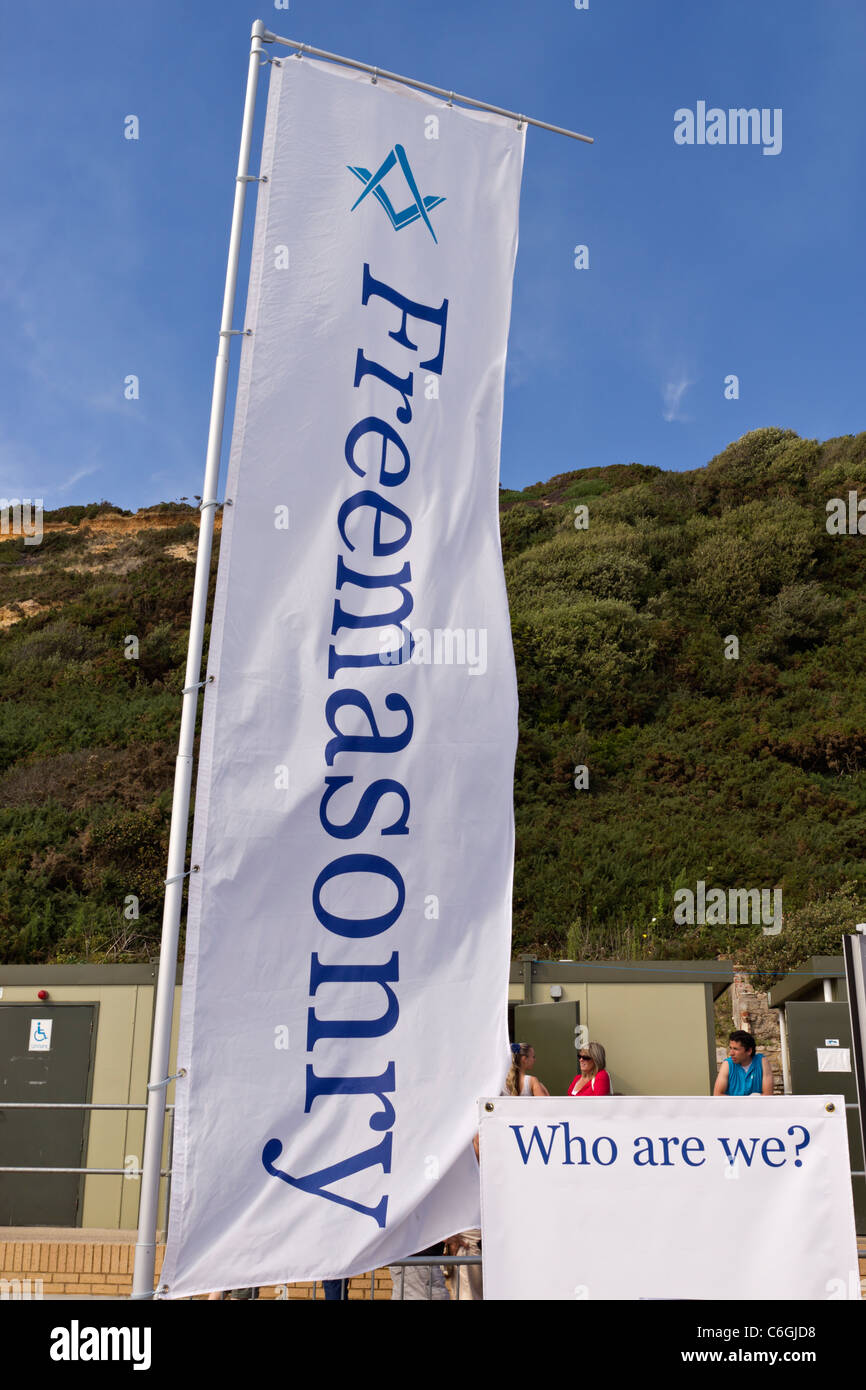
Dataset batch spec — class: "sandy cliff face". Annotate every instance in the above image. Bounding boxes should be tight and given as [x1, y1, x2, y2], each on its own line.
[0, 509, 222, 624]
[0, 597, 47, 629]
[39, 511, 223, 536]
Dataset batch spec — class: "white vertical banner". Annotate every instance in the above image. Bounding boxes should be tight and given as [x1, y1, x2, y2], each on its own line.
[159, 55, 524, 1296]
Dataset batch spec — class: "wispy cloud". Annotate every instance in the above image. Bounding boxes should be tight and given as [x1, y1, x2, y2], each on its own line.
[662, 375, 693, 422]
[58, 465, 100, 493]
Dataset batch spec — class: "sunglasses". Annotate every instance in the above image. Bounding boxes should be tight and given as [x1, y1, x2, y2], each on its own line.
[578, 1053, 592, 1060]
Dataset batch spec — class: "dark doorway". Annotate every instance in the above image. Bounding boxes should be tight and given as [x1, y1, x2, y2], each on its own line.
[786, 1001, 865, 1232]
[513, 1001, 582, 1097]
[0, 1004, 95, 1226]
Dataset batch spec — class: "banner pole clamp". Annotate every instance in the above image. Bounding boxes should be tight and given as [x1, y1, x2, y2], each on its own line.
[164, 866, 199, 887]
[236, 174, 268, 184]
[181, 675, 214, 695]
[147, 1069, 187, 1094]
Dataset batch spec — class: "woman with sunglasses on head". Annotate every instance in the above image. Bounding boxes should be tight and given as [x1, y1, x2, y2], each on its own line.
[568, 1040, 611, 1096]
[504, 1041, 550, 1096]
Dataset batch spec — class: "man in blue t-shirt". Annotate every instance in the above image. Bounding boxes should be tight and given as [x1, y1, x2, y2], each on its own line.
[713, 1030, 774, 1096]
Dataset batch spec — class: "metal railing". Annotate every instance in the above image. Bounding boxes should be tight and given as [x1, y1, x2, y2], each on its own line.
[1, 1106, 480, 1300]
[0, 1101, 175, 1234]
[0, 1101, 174, 1176]
[276, 1256, 483, 1302]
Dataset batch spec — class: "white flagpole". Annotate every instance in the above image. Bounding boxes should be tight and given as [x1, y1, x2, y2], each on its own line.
[131, 17, 270, 1300]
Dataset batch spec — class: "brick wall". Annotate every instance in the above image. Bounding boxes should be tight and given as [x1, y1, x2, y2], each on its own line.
[0, 1237, 395, 1299]
[0, 1238, 138, 1299]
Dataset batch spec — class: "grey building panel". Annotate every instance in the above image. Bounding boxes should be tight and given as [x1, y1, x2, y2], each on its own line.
[510, 958, 733, 996]
[767, 956, 846, 1009]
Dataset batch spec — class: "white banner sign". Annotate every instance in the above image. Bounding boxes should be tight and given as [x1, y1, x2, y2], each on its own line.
[160, 56, 524, 1296]
[480, 1097, 860, 1300]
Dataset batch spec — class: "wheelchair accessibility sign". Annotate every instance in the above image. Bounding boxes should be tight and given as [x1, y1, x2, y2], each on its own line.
[29, 1018, 52, 1052]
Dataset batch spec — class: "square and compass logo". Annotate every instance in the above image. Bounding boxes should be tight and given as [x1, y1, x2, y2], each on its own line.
[347, 144, 445, 243]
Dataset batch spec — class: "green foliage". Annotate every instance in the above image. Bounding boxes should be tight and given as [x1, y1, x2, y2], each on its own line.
[506, 531, 653, 607]
[715, 498, 817, 589]
[688, 499, 818, 627]
[0, 798, 169, 963]
[42, 502, 130, 524]
[2, 436, 866, 975]
[814, 432, 866, 492]
[503, 430, 866, 971]
[133, 522, 198, 557]
[28, 530, 81, 556]
[765, 437, 821, 488]
[89, 804, 170, 898]
[704, 428, 800, 500]
[0, 505, 217, 959]
[138, 502, 198, 515]
[751, 584, 841, 662]
[689, 532, 762, 626]
[511, 597, 659, 727]
[499, 503, 559, 562]
[735, 884, 866, 983]
[516, 462, 660, 504]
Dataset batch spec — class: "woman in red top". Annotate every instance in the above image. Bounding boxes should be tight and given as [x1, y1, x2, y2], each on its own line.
[568, 1040, 611, 1096]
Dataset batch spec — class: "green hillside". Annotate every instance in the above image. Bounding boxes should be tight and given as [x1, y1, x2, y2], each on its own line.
[2, 427, 866, 978]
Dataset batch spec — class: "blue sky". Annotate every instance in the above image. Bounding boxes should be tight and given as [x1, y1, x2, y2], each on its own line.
[1, 0, 863, 510]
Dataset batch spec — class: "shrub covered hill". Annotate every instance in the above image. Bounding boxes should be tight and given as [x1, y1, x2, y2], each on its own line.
[2, 428, 866, 979]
